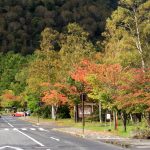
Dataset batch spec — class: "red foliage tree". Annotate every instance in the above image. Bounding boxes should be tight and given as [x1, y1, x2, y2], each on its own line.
[41, 82, 68, 120]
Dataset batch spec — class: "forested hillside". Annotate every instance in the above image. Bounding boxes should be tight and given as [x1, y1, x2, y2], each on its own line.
[0, 0, 117, 54]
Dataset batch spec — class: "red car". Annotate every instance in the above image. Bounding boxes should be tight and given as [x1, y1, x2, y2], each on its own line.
[12, 112, 25, 117]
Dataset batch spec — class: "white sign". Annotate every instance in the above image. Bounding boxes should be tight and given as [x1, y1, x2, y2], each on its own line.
[0, 146, 23, 150]
[106, 114, 111, 120]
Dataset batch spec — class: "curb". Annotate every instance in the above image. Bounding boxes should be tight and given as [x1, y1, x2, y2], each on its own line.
[52, 128, 131, 148]
[100, 139, 130, 148]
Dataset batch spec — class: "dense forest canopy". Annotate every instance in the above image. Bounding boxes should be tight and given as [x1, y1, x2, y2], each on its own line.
[0, 0, 118, 54]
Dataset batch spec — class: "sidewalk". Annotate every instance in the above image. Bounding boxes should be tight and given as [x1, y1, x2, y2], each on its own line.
[20, 117, 150, 149]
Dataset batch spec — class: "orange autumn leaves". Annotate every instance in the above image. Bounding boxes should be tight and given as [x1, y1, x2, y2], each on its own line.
[71, 60, 123, 86]
[41, 59, 150, 112]
[42, 90, 67, 105]
[1, 90, 20, 102]
[70, 60, 150, 112]
[41, 83, 67, 107]
[0, 90, 21, 108]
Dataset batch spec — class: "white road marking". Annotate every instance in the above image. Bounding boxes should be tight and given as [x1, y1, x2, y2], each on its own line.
[13, 128, 18, 131]
[2, 117, 44, 147]
[39, 128, 46, 131]
[3, 128, 47, 132]
[16, 129, 45, 147]
[30, 128, 36, 131]
[4, 128, 9, 131]
[7, 122, 14, 127]
[0, 146, 23, 150]
[50, 137, 60, 141]
[21, 128, 27, 131]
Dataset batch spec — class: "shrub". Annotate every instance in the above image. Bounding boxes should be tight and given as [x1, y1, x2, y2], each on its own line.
[131, 128, 150, 139]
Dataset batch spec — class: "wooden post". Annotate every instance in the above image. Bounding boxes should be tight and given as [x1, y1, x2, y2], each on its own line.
[80, 93, 87, 134]
[82, 95, 85, 134]
[99, 101, 102, 123]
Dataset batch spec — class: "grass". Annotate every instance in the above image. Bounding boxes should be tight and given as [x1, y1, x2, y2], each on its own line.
[73, 122, 136, 137]
[25, 116, 148, 138]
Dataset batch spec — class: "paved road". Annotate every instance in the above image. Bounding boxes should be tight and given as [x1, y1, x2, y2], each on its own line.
[0, 115, 125, 150]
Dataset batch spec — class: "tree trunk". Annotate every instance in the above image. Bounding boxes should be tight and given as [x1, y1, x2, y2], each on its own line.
[134, 8, 145, 72]
[121, 112, 127, 132]
[130, 114, 133, 124]
[74, 106, 76, 122]
[99, 101, 102, 123]
[113, 111, 118, 130]
[52, 105, 57, 120]
[146, 112, 150, 127]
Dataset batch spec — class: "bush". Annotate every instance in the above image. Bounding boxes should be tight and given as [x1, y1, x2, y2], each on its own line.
[57, 105, 71, 119]
[131, 128, 150, 139]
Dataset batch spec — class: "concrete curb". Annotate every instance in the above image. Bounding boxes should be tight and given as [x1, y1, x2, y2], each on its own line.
[99, 139, 130, 148]
[52, 128, 131, 148]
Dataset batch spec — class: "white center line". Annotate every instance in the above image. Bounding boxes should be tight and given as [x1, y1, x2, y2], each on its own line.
[30, 128, 36, 131]
[50, 137, 60, 141]
[21, 128, 27, 131]
[17, 129, 45, 147]
[4, 128, 9, 131]
[39, 128, 46, 131]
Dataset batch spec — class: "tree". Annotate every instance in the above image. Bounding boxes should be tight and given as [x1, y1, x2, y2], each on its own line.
[59, 23, 96, 78]
[72, 60, 130, 131]
[0, 90, 20, 109]
[41, 83, 68, 120]
[40, 28, 60, 51]
[0, 52, 27, 94]
[114, 68, 150, 126]
[26, 28, 61, 94]
[25, 28, 63, 116]
[103, 0, 150, 69]
[66, 59, 96, 122]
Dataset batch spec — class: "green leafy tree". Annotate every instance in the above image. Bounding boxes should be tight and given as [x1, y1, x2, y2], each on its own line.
[103, 0, 150, 69]
[59, 23, 96, 77]
[0, 52, 27, 94]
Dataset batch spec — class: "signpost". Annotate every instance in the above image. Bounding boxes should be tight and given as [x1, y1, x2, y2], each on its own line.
[106, 113, 111, 129]
[80, 93, 87, 134]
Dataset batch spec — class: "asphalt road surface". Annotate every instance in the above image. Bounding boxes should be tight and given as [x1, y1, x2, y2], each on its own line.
[0, 115, 126, 150]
